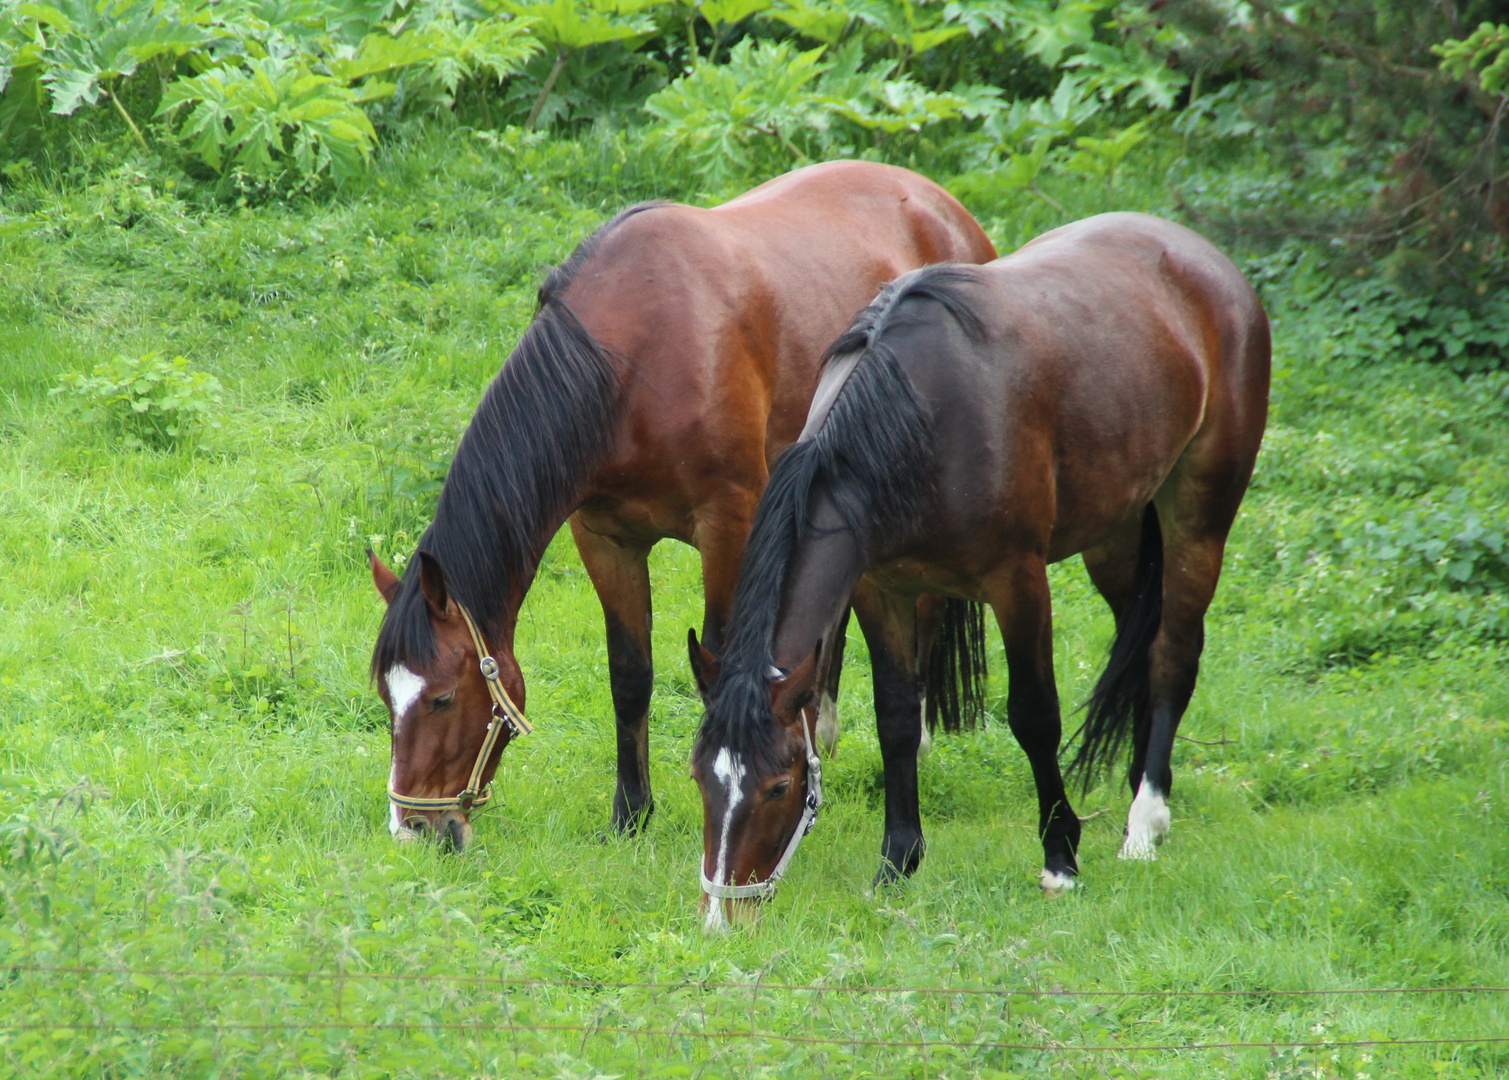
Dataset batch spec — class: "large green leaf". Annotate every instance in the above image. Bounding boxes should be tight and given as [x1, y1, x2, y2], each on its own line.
[697, 0, 770, 26]
[766, 0, 853, 46]
[497, 0, 653, 51]
[32, 0, 215, 116]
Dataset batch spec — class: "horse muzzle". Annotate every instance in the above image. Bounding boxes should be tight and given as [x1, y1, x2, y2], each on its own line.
[393, 809, 473, 853]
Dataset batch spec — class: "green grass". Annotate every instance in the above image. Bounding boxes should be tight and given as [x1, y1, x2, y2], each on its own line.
[1, 126, 1507, 1078]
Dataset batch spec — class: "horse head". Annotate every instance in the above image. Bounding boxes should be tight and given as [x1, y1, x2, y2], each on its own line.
[371, 549, 523, 853]
[688, 631, 824, 932]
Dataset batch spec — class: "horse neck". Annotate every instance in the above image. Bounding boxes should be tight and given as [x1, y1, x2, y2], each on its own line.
[422, 294, 620, 646]
[769, 489, 867, 670]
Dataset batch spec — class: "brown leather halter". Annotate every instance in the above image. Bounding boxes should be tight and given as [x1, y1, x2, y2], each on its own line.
[386, 602, 533, 815]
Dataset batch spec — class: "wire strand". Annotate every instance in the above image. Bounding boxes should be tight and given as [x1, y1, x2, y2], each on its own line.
[2, 1018, 1507, 1055]
[10, 963, 1508, 1000]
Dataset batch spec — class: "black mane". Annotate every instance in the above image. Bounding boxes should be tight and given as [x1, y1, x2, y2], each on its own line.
[372, 203, 665, 677]
[694, 265, 986, 770]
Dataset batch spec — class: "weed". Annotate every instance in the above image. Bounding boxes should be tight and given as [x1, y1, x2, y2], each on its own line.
[49, 350, 223, 450]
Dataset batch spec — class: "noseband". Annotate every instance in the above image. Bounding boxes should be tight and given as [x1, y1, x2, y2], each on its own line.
[387, 601, 534, 816]
[699, 710, 823, 902]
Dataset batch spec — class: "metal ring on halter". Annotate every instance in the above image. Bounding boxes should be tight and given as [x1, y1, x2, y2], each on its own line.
[385, 600, 531, 816]
[700, 712, 823, 902]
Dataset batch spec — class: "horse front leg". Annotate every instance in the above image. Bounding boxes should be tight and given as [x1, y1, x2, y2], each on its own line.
[570, 516, 656, 835]
[985, 559, 1081, 891]
[852, 579, 926, 887]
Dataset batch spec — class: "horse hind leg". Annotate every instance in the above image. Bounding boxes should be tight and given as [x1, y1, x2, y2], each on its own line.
[1093, 477, 1244, 861]
[1122, 506, 1233, 861]
[1080, 509, 1166, 858]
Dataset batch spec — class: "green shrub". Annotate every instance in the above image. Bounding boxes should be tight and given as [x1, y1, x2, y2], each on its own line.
[50, 351, 224, 450]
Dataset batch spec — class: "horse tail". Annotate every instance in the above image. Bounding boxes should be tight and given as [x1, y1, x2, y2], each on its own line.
[925, 598, 988, 733]
[1067, 503, 1164, 784]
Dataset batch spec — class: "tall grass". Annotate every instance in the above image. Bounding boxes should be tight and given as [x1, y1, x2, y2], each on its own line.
[0, 126, 1505, 1078]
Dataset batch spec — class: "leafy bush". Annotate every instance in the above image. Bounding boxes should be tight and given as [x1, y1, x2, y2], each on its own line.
[50, 351, 224, 450]
[1159, 0, 1509, 367]
[159, 53, 385, 183]
[1, 0, 540, 186]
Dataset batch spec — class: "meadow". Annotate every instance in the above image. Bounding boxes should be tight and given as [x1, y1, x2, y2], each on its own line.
[1, 122, 1507, 1079]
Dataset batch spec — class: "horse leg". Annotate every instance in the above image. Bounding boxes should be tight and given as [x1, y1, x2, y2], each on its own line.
[1081, 515, 1169, 858]
[1121, 500, 1235, 861]
[689, 488, 764, 655]
[570, 516, 656, 835]
[851, 579, 926, 887]
[983, 559, 1081, 891]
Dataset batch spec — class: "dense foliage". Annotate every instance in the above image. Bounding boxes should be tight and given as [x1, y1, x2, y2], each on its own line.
[1154, 1, 1509, 371]
[6, 2, 1509, 375]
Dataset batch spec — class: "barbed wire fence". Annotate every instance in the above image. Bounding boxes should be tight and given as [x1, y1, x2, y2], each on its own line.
[6, 963, 1508, 1061]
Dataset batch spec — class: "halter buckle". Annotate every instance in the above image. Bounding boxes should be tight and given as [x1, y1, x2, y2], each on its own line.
[478, 655, 500, 681]
[493, 701, 525, 738]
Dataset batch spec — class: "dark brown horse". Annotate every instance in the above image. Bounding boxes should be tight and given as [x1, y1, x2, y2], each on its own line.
[368, 161, 996, 850]
[690, 213, 1269, 926]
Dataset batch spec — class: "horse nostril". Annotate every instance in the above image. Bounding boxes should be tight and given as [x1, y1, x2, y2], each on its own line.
[403, 816, 430, 835]
[440, 817, 466, 853]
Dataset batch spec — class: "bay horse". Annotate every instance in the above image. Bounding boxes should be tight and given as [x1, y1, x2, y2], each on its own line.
[367, 161, 996, 851]
[689, 213, 1269, 924]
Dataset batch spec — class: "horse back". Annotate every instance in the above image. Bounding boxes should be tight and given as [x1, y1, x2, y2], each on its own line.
[558, 163, 995, 539]
[897, 214, 1269, 563]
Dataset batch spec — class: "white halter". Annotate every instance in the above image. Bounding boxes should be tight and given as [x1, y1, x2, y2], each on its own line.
[699, 711, 824, 902]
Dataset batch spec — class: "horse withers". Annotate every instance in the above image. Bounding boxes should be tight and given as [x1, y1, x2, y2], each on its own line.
[689, 212, 1270, 922]
[367, 161, 996, 851]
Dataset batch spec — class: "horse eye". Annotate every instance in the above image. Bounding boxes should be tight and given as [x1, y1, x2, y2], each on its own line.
[766, 780, 791, 801]
[430, 692, 455, 711]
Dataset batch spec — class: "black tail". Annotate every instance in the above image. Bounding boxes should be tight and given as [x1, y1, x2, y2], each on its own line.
[1067, 504, 1164, 784]
[924, 599, 988, 733]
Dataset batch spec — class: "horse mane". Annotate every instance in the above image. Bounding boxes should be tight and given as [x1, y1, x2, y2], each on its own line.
[372, 203, 666, 678]
[695, 264, 986, 770]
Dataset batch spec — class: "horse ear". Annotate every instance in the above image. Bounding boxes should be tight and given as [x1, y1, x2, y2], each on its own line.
[368, 548, 401, 605]
[416, 550, 451, 617]
[687, 628, 722, 699]
[771, 639, 822, 721]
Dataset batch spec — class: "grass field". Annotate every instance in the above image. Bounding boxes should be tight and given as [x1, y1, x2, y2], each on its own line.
[1, 128, 1507, 1078]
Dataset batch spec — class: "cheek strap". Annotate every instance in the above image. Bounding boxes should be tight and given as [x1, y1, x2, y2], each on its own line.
[698, 711, 823, 902]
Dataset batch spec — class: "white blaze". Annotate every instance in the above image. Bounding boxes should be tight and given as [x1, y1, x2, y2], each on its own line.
[704, 747, 746, 933]
[385, 664, 425, 728]
[386, 664, 426, 842]
[1120, 779, 1171, 861]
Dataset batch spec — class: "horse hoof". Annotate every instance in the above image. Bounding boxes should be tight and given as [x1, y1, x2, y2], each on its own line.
[1120, 782, 1170, 860]
[1039, 869, 1077, 895]
[1118, 837, 1160, 860]
[872, 855, 919, 890]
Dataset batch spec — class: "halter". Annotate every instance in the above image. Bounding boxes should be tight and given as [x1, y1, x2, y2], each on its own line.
[387, 601, 534, 816]
[699, 710, 823, 902]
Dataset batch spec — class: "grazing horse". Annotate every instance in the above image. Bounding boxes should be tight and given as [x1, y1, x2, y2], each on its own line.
[367, 161, 996, 851]
[689, 213, 1269, 923]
